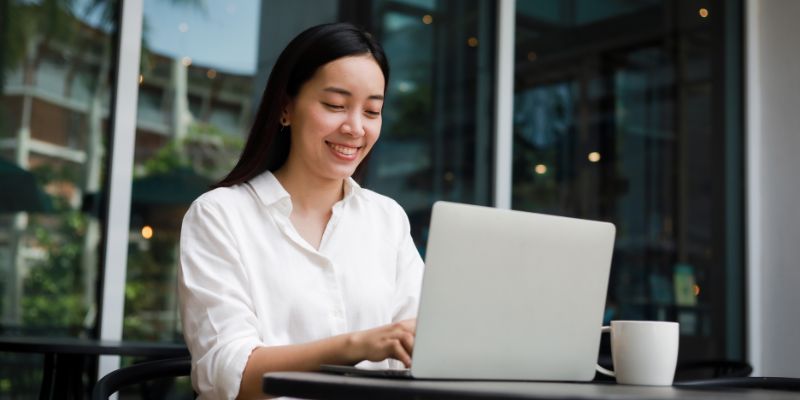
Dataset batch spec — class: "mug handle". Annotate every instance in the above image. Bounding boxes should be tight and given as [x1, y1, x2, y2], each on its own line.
[595, 326, 615, 377]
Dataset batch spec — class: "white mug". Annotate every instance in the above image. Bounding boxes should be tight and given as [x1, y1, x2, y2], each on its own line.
[595, 320, 679, 386]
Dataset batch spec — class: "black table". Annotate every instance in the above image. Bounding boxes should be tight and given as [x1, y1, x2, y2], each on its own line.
[0, 336, 188, 400]
[262, 372, 800, 400]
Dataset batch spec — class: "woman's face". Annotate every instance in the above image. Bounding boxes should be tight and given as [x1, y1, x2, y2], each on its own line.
[283, 54, 385, 182]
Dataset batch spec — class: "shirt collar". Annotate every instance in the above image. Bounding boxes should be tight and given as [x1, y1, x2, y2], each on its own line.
[248, 170, 361, 208]
[342, 176, 361, 201]
[248, 170, 290, 208]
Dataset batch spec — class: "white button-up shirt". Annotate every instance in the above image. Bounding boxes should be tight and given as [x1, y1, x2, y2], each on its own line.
[178, 171, 425, 399]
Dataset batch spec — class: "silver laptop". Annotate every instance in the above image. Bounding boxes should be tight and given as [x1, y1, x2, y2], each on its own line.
[322, 201, 616, 381]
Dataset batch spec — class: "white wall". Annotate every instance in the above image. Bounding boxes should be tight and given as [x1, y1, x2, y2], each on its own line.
[747, 0, 800, 378]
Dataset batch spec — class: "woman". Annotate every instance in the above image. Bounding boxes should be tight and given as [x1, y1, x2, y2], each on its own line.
[178, 23, 424, 399]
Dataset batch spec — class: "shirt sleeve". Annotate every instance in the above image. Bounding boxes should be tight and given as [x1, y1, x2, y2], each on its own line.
[391, 208, 425, 322]
[178, 199, 266, 400]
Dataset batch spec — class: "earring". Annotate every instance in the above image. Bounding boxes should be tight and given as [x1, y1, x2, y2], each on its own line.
[279, 117, 289, 133]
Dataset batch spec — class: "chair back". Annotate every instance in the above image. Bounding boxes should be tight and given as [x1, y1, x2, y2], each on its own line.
[92, 356, 191, 400]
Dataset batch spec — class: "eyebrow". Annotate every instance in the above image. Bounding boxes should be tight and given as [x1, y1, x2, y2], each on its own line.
[323, 86, 384, 101]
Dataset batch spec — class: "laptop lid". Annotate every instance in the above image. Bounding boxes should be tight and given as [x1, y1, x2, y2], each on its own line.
[410, 202, 616, 381]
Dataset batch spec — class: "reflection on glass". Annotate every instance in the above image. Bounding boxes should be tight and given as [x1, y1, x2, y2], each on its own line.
[513, 0, 742, 361]
[1, 0, 118, 396]
[125, 0, 259, 343]
[367, 0, 496, 250]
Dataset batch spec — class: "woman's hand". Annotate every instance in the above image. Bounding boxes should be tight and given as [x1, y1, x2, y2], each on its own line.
[236, 320, 417, 399]
[347, 319, 416, 367]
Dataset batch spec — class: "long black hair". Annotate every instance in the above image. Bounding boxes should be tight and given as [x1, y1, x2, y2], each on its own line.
[213, 22, 389, 188]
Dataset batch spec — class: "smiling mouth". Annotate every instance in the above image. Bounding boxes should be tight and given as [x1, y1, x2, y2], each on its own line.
[326, 141, 361, 157]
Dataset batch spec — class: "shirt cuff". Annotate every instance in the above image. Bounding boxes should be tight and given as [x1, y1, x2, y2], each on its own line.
[211, 337, 266, 400]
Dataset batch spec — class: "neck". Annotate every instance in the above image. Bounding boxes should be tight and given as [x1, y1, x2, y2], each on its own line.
[273, 163, 345, 214]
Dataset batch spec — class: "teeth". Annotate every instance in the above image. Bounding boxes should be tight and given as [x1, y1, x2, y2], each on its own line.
[328, 143, 358, 156]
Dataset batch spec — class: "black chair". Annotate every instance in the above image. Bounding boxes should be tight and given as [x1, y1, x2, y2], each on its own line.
[92, 356, 192, 400]
[674, 359, 753, 381]
[675, 376, 800, 391]
[669, 360, 800, 392]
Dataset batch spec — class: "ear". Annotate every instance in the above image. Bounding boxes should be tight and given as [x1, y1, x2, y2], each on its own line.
[280, 97, 294, 124]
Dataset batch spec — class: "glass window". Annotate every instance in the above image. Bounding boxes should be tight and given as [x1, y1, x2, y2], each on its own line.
[124, 0, 497, 350]
[366, 0, 496, 250]
[0, 0, 118, 396]
[126, 0, 260, 344]
[513, 0, 743, 361]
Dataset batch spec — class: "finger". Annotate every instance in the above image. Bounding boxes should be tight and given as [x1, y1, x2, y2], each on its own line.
[391, 340, 412, 367]
[398, 331, 414, 356]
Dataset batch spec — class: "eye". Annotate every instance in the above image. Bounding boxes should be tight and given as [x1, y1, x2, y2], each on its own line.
[322, 102, 345, 111]
[365, 110, 381, 118]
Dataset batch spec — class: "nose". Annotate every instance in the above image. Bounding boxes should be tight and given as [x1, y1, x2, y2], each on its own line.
[341, 111, 365, 137]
